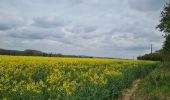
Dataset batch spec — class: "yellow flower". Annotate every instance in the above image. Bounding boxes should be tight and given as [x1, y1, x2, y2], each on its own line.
[2, 97, 7, 100]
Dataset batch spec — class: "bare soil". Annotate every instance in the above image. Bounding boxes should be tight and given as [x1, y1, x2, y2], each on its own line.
[118, 79, 141, 100]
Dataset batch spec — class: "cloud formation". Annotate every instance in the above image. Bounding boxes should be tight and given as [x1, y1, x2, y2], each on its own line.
[0, 19, 23, 31]
[128, 0, 165, 11]
[32, 17, 70, 28]
[0, 0, 168, 58]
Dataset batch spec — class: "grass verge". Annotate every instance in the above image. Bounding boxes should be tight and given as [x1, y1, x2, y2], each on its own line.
[132, 62, 170, 100]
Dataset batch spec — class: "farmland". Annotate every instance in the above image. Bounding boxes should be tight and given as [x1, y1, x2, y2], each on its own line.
[0, 56, 159, 100]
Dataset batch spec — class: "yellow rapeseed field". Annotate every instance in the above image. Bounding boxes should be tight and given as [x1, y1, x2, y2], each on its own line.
[0, 56, 159, 100]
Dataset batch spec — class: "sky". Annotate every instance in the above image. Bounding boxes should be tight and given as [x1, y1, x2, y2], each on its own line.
[0, 0, 169, 58]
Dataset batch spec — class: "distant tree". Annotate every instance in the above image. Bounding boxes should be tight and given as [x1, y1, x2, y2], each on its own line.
[157, 3, 170, 61]
[137, 51, 163, 61]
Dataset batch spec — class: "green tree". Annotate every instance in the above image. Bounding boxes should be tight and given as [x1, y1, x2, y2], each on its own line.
[163, 35, 170, 61]
[157, 3, 170, 36]
[157, 3, 170, 61]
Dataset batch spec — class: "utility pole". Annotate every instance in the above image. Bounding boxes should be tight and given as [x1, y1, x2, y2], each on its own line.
[151, 44, 153, 54]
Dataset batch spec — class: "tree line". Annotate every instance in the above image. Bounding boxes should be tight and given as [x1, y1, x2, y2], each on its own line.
[137, 50, 163, 61]
[0, 48, 93, 58]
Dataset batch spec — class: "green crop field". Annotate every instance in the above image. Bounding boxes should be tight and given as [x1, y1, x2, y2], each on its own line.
[0, 56, 159, 100]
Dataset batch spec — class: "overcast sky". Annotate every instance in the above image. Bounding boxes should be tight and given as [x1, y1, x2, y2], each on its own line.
[0, 0, 169, 58]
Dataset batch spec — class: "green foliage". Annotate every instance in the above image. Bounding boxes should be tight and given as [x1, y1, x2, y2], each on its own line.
[157, 3, 170, 61]
[137, 52, 163, 61]
[163, 35, 170, 53]
[132, 64, 170, 100]
[157, 3, 170, 36]
[163, 35, 170, 61]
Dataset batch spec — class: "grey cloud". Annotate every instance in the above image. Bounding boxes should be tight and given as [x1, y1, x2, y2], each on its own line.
[32, 17, 70, 28]
[128, 0, 165, 11]
[125, 46, 148, 51]
[57, 38, 74, 45]
[81, 33, 101, 39]
[0, 24, 12, 31]
[0, 19, 23, 31]
[65, 25, 97, 34]
[8, 28, 65, 40]
[9, 31, 45, 39]
[38, 0, 83, 6]
[84, 26, 97, 33]
[63, 0, 83, 5]
[0, 0, 166, 58]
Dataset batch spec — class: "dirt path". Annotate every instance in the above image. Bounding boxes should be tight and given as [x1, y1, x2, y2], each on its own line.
[119, 79, 141, 100]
